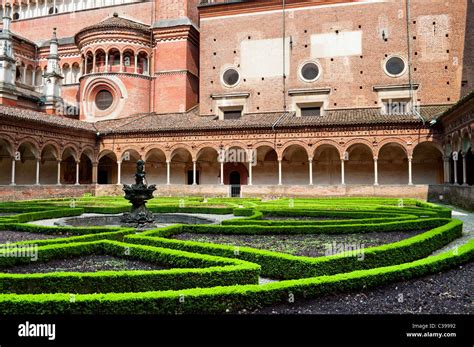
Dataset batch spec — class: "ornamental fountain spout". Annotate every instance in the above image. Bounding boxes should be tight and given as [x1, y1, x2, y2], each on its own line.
[121, 160, 156, 227]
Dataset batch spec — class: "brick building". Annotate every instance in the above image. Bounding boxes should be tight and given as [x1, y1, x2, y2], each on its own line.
[0, 0, 472, 203]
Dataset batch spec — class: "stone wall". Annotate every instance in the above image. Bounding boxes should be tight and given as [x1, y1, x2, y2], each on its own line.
[428, 185, 474, 211]
[0, 185, 95, 201]
[241, 184, 430, 200]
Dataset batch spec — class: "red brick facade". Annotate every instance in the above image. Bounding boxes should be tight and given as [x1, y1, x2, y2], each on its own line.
[0, 0, 472, 200]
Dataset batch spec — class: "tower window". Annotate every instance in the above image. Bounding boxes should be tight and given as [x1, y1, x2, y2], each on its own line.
[300, 106, 321, 117]
[95, 90, 113, 110]
[222, 68, 240, 87]
[223, 110, 242, 120]
[300, 61, 321, 82]
[384, 56, 406, 77]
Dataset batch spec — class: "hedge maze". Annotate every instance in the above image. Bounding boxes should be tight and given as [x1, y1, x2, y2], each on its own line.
[0, 197, 472, 314]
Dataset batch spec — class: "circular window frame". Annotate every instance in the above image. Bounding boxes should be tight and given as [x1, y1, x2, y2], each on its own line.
[383, 55, 408, 78]
[221, 67, 241, 88]
[299, 60, 322, 83]
[95, 89, 114, 111]
[89, 84, 119, 118]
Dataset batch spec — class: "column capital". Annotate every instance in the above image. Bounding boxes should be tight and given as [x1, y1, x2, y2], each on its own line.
[308, 157, 313, 162]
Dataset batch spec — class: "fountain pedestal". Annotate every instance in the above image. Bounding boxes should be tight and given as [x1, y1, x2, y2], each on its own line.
[121, 160, 156, 228]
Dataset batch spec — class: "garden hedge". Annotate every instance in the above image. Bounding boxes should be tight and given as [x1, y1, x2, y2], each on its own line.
[0, 196, 468, 314]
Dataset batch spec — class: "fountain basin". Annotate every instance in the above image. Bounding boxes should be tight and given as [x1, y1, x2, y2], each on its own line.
[51, 213, 216, 228]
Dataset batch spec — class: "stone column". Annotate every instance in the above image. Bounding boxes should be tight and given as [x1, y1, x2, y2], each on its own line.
[408, 157, 413, 185]
[92, 162, 98, 184]
[308, 157, 313, 185]
[462, 153, 467, 185]
[166, 160, 171, 185]
[453, 157, 458, 184]
[75, 161, 80, 185]
[192, 160, 197, 185]
[35, 158, 40, 185]
[134, 54, 138, 74]
[341, 159, 345, 185]
[373, 157, 378, 186]
[119, 52, 123, 73]
[116, 161, 121, 185]
[92, 53, 96, 73]
[220, 161, 224, 185]
[32, 69, 36, 86]
[278, 159, 282, 185]
[105, 53, 109, 73]
[56, 160, 61, 185]
[10, 158, 16, 186]
[248, 160, 253, 186]
[443, 156, 450, 183]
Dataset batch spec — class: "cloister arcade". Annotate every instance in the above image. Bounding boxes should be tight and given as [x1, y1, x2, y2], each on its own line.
[83, 48, 150, 76]
[2, 136, 471, 189]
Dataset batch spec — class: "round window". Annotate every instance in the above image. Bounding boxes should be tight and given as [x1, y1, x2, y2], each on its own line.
[300, 62, 320, 82]
[222, 68, 240, 87]
[95, 90, 113, 110]
[385, 56, 406, 76]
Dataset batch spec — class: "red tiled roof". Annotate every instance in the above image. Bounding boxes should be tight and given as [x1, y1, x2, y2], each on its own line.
[0, 105, 96, 132]
[76, 14, 150, 37]
[94, 104, 451, 134]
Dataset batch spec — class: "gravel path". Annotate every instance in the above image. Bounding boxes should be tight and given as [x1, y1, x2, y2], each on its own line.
[1, 255, 168, 274]
[173, 230, 426, 257]
[247, 262, 474, 315]
[0, 230, 70, 243]
[432, 205, 474, 255]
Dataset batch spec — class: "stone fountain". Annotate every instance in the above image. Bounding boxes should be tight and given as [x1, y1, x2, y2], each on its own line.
[121, 160, 157, 228]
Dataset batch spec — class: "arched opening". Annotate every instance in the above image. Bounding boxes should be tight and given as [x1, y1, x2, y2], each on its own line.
[35, 66, 42, 87]
[79, 152, 93, 184]
[61, 147, 77, 184]
[71, 62, 81, 83]
[313, 144, 341, 185]
[465, 147, 474, 185]
[0, 139, 12, 185]
[39, 145, 58, 185]
[16, 142, 38, 185]
[253, 145, 278, 185]
[120, 149, 141, 185]
[345, 143, 374, 185]
[85, 52, 94, 74]
[412, 142, 443, 184]
[230, 171, 241, 185]
[95, 49, 106, 73]
[145, 148, 167, 185]
[122, 49, 135, 73]
[170, 148, 193, 185]
[281, 144, 309, 185]
[137, 51, 148, 75]
[224, 162, 248, 185]
[25, 65, 34, 85]
[196, 147, 219, 185]
[108, 49, 121, 73]
[378, 143, 408, 185]
[456, 150, 463, 184]
[16, 62, 25, 84]
[98, 151, 118, 184]
[62, 63, 71, 84]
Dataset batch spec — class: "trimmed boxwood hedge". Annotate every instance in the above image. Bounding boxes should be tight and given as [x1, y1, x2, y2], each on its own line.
[0, 196, 467, 314]
[0, 240, 471, 314]
[125, 219, 462, 279]
[0, 240, 260, 294]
